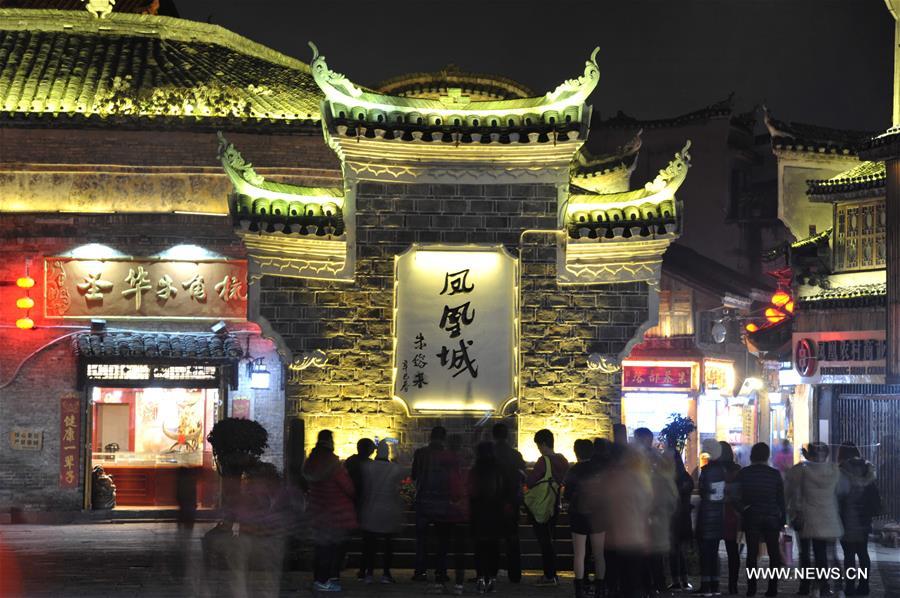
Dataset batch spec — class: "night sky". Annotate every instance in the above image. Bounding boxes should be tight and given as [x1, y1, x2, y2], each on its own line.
[179, 0, 893, 132]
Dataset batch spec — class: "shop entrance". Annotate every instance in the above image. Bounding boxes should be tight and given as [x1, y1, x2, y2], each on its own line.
[91, 386, 219, 508]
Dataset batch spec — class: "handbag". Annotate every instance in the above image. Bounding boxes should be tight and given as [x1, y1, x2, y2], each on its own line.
[524, 456, 560, 524]
[779, 529, 794, 566]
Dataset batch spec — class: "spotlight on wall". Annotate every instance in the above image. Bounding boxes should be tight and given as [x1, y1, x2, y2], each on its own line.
[210, 321, 228, 336]
[249, 358, 271, 390]
[91, 319, 107, 334]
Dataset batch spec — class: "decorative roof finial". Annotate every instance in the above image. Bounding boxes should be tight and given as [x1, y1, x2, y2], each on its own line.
[308, 41, 363, 99]
[84, 0, 116, 18]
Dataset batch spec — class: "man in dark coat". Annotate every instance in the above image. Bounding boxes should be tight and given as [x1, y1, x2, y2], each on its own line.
[696, 438, 727, 596]
[411, 426, 452, 582]
[837, 442, 880, 596]
[344, 437, 376, 580]
[737, 442, 785, 597]
[491, 422, 526, 583]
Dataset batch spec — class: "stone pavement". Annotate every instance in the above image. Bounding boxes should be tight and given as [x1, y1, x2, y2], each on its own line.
[0, 522, 898, 597]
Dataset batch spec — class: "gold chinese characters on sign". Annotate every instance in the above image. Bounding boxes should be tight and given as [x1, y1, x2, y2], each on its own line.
[45, 258, 248, 320]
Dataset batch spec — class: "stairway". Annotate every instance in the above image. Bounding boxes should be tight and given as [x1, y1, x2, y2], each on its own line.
[343, 510, 575, 572]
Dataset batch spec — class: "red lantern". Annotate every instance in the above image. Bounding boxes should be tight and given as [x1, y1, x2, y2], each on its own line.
[765, 307, 785, 324]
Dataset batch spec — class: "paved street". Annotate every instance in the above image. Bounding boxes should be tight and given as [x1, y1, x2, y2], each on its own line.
[0, 523, 899, 597]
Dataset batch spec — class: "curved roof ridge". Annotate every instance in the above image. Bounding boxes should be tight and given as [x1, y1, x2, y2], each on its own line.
[596, 93, 734, 129]
[309, 41, 599, 115]
[763, 106, 874, 155]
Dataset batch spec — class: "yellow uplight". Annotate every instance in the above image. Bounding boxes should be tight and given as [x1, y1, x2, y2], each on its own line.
[16, 297, 34, 310]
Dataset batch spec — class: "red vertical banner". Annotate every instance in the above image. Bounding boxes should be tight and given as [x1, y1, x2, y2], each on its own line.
[59, 395, 81, 489]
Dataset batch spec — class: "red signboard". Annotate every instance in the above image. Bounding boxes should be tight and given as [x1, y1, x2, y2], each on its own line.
[231, 397, 251, 420]
[59, 396, 81, 489]
[623, 364, 693, 390]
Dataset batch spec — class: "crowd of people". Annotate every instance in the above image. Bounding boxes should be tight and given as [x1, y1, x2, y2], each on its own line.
[221, 423, 883, 598]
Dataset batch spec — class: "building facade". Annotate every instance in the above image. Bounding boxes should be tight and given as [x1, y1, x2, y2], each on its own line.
[0, 5, 693, 515]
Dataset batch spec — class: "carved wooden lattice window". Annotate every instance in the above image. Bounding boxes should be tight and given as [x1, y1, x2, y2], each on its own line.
[834, 199, 885, 272]
[646, 289, 694, 338]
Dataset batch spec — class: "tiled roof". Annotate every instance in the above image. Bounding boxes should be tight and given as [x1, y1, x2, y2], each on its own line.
[566, 141, 690, 241]
[806, 161, 885, 200]
[75, 332, 244, 360]
[311, 44, 597, 141]
[376, 65, 534, 101]
[798, 283, 886, 310]
[596, 94, 734, 130]
[218, 133, 346, 237]
[0, 9, 322, 127]
[791, 228, 832, 251]
[0, 0, 161, 11]
[764, 108, 874, 155]
[663, 243, 773, 299]
[571, 133, 641, 179]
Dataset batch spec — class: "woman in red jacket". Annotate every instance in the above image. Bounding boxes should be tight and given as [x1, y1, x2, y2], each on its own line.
[302, 430, 357, 593]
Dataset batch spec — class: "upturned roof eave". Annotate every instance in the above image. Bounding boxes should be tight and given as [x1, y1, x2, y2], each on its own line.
[309, 42, 600, 118]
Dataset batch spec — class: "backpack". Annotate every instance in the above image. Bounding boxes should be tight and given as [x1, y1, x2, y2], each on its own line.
[863, 482, 883, 518]
[524, 456, 560, 524]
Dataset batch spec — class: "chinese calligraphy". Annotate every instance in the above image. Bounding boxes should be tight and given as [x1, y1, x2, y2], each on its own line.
[214, 275, 245, 302]
[156, 274, 177, 301]
[59, 396, 80, 489]
[440, 269, 474, 295]
[182, 274, 207, 301]
[76, 272, 113, 301]
[122, 266, 151, 309]
[437, 269, 478, 379]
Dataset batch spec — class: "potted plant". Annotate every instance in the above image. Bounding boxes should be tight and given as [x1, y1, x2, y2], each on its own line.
[658, 413, 696, 454]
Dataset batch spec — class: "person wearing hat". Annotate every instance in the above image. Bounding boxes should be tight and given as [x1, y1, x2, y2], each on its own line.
[695, 438, 727, 596]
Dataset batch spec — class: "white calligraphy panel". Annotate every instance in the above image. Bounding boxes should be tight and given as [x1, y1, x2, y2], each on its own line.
[393, 246, 517, 413]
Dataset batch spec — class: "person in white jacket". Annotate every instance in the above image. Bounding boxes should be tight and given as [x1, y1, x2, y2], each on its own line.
[358, 439, 407, 584]
[785, 442, 843, 595]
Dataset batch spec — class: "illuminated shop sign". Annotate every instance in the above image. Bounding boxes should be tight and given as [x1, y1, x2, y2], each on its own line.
[393, 246, 517, 413]
[44, 258, 248, 320]
[792, 331, 886, 384]
[703, 360, 736, 395]
[622, 361, 697, 391]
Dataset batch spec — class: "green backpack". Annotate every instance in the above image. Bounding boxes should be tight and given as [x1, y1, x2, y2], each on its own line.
[524, 456, 560, 524]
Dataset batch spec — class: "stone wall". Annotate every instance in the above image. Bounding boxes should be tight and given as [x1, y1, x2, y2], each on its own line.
[260, 181, 650, 462]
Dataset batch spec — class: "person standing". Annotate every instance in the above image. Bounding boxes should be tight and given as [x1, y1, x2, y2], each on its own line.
[772, 439, 793, 475]
[632, 427, 677, 595]
[719, 441, 743, 595]
[302, 430, 357, 593]
[435, 434, 469, 595]
[344, 437, 375, 580]
[837, 442, 880, 596]
[411, 425, 453, 583]
[564, 439, 607, 598]
[667, 443, 695, 592]
[491, 422, 525, 583]
[736, 442, 785, 597]
[525, 429, 569, 587]
[786, 442, 843, 596]
[358, 439, 406, 585]
[696, 438, 727, 596]
[469, 441, 509, 595]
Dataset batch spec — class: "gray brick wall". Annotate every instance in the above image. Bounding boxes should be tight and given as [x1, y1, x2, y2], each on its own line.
[261, 181, 650, 461]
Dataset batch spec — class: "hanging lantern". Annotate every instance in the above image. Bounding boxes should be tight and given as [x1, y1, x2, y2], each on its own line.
[785, 300, 795, 314]
[16, 276, 35, 289]
[15, 297, 34, 310]
[765, 307, 786, 324]
[16, 317, 34, 330]
[745, 323, 759, 333]
[771, 290, 791, 307]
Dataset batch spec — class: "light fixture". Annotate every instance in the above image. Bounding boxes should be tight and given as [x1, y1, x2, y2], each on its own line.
[16, 276, 34, 289]
[15, 259, 34, 330]
[91, 319, 107, 334]
[210, 321, 228, 336]
[16, 297, 34, 310]
[249, 358, 271, 390]
[16, 317, 34, 330]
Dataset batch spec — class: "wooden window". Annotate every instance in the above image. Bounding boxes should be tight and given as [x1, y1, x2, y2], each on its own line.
[646, 289, 694, 338]
[834, 199, 885, 272]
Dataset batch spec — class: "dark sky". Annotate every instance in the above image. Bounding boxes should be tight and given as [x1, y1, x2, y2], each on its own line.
[180, 0, 893, 131]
